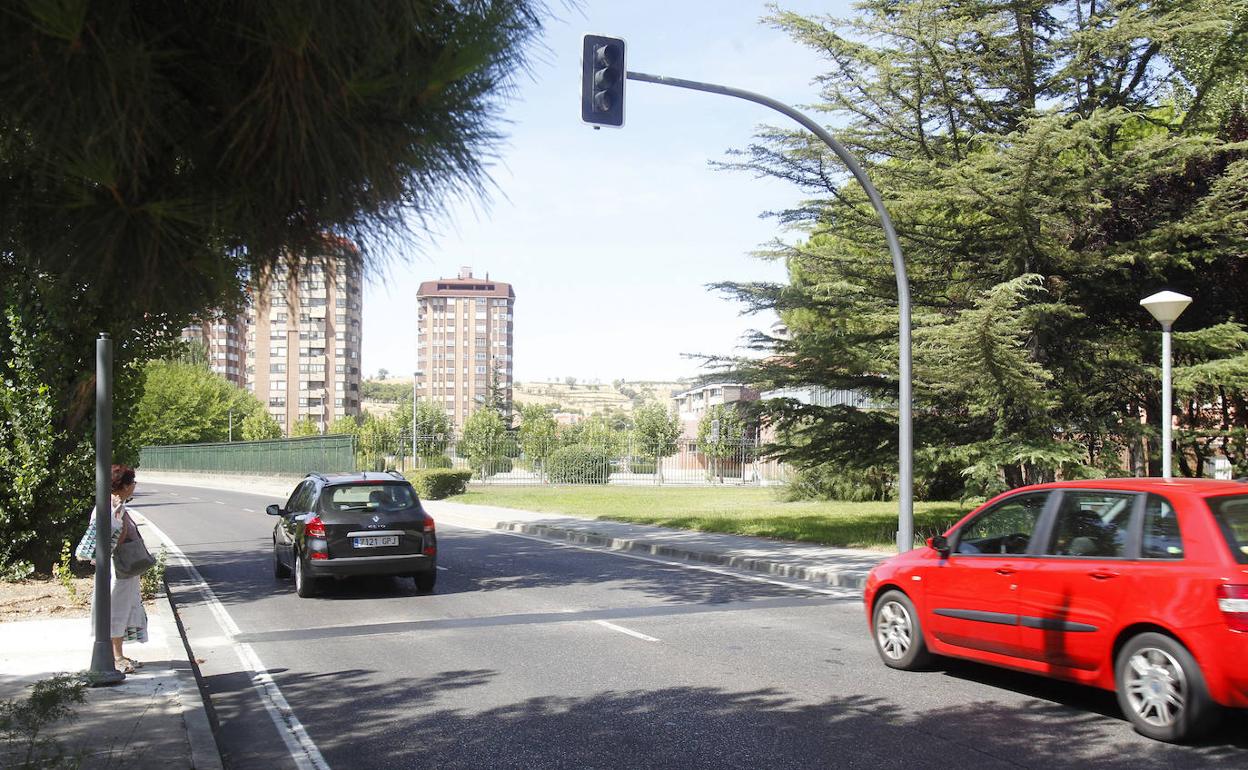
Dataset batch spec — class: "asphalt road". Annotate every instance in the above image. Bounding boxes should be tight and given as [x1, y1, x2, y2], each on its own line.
[133, 483, 1248, 770]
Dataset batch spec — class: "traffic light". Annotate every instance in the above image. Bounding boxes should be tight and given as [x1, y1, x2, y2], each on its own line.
[582, 34, 625, 128]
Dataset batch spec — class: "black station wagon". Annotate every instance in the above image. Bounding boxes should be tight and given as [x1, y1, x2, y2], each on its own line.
[269, 472, 438, 597]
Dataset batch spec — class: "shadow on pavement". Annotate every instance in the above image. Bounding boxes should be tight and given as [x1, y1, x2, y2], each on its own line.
[205, 665, 1248, 770]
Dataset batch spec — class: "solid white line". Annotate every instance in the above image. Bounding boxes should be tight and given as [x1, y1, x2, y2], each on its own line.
[594, 620, 659, 643]
[134, 514, 330, 770]
[445, 520, 859, 599]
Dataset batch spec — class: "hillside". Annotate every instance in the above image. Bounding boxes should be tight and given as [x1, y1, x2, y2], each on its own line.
[513, 379, 688, 415]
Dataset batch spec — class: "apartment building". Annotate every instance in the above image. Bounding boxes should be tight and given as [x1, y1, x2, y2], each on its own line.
[180, 314, 246, 387]
[416, 267, 514, 428]
[245, 251, 364, 433]
[673, 382, 760, 441]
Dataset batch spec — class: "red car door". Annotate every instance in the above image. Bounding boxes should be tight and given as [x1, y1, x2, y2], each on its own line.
[923, 491, 1051, 658]
[1016, 489, 1138, 671]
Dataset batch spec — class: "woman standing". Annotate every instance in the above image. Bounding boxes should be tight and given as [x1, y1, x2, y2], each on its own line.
[76, 464, 148, 673]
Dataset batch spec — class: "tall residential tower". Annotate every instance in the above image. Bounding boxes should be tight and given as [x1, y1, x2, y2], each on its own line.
[245, 250, 364, 433]
[416, 267, 514, 428]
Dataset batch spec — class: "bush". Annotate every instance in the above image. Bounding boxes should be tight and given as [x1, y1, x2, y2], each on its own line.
[545, 444, 612, 484]
[626, 458, 657, 474]
[404, 469, 472, 500]
[469, 455, 512, 478]
[420, 454, 453, 469]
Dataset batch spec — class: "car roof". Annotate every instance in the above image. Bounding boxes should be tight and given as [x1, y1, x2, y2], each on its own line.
[309, 471, 410, 485]
[1019, 477, 1248, 498]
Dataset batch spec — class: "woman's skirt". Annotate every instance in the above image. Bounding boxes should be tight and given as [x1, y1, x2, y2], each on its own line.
[90, 574, 148, 643]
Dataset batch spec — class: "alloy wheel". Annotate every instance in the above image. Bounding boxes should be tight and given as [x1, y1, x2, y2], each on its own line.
[1124, 646, 1187, 728]
[876, 600, 913, 660]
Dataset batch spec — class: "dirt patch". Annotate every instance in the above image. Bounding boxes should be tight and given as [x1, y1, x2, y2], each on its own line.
[0, 576, 93, 621]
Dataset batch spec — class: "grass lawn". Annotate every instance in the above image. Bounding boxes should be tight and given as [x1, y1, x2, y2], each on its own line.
[446, 485, 975, 551]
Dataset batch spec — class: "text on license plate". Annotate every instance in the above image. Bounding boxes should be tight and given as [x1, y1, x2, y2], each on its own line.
[352, 536, 399, 548]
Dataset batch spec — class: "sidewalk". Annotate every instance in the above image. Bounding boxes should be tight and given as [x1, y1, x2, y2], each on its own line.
[0, 520, 222, 770]
[143, 471, 888, 590]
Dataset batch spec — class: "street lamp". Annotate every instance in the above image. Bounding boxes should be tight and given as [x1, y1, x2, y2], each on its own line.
[413, 370, 423, 467]
[1140, 291, 1192, 479]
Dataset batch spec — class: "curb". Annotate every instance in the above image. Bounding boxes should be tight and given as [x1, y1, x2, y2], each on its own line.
[488, 520, 873, 590]
[136, 515, 225, 770]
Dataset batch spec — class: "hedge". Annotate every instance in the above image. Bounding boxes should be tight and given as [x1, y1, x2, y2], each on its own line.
[469, 455, 513, 478]
[545, 444, 612, 484]
[404, 469, 472, 500]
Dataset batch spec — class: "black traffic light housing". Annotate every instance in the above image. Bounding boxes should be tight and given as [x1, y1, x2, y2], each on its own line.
[581, 34, 626, 128]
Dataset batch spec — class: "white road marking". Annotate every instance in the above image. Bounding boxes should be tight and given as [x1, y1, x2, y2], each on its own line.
[447, 521, 860, 599]
[243, 508, 256, 513]
[133, 514, 330, 770]
[214, 501, 226, 505]
[594, 620, 659, 642]
[435, 566, 448, 571]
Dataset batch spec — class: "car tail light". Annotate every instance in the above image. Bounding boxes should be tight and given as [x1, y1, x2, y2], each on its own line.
[310, 551, 329, 560]
[1216, 585, 1248, 632]
[305, 516, 326, 539]
[423, 515, 435, 534]
[422, 515, 436, 556]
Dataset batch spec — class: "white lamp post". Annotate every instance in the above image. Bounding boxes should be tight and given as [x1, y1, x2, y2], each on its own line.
[1140, 291, 1192, 479]
[412, 370, 423, 467]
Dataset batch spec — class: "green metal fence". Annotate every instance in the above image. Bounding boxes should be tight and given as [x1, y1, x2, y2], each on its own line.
[140, 435, 356, 475]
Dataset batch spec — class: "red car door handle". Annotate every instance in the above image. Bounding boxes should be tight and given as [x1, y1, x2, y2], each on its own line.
[995, 568, 1016, 576]
[1088, 570, 1120, 580]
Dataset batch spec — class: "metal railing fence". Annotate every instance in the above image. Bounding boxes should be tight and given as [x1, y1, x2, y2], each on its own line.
[142, 433, 792, 486]
[359, 433, 792, 486]
[140, 435, 355, 475]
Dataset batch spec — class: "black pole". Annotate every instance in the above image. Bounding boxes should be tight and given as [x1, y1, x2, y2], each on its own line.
[87, 333, 124, 685]
[626, 70, 915, 550]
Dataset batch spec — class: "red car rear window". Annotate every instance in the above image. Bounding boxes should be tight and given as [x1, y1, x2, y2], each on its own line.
[1208, 494, 1248, 564]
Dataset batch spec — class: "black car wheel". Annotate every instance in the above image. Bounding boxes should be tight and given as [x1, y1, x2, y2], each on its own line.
[1115, 632, 1220, 742]
[414, 571, 436, 593]
[273, 541, 291, 579]
[294, 553, 317, 598]
[872, 589, 933, 670]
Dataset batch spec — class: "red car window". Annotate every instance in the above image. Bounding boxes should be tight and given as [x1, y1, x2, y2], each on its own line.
[1046, 491, 1134, 558]
[1141, 494, 1184, 560]
[1208, 494, 1248, 564]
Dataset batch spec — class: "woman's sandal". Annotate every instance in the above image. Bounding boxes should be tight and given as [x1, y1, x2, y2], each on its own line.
[114, 657, 141, 673]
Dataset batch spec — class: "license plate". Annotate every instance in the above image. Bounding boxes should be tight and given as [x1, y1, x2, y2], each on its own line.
[352, 536, 398, 549]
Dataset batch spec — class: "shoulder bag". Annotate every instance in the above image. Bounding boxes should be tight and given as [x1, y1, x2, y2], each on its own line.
[113, 513, 157, 578]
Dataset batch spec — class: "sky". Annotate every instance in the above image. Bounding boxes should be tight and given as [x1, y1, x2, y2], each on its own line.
[362, 0, 852, 384]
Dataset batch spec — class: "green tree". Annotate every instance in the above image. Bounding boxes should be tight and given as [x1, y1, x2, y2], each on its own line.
[517, 404, 558, 479]
[713, 0, 1248, 496]
[0, 1, 548, 568]
[696, 404, 747, 482]
[412, 400, 453, 464]
[460, 407, 508, 479]
[241, 411, 284, 441]
[132, 360, 266, 446]
[327, 415, 361, 437]
[291, 418, 321, 438]
[632, 403, 682, 482]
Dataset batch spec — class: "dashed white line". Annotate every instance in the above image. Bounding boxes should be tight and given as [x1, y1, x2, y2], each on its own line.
[243, 508, 256, 513]
[214, 501, 226, 506]
[435, 566, 448, 571]
[594, 620, 659, 643]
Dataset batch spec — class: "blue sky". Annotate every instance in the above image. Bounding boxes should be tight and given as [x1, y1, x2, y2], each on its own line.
[362, 0, 851, 383]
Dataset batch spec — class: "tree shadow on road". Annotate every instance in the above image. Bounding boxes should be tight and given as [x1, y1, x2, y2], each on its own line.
[203, 664, 1248, 770]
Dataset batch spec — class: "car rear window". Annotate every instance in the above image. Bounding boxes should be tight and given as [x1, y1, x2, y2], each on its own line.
[324, 484, 417, 513]
[1208, 494, 1248, 564]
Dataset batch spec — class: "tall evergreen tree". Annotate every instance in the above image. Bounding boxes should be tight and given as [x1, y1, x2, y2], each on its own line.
[0, 0, 548, 568]
[714, 0, 1248, 496]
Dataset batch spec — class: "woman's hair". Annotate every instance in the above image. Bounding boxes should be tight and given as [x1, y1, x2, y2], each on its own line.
[111, 464, 136, 493]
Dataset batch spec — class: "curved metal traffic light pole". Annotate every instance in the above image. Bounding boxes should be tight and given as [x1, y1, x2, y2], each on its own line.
[626, 70, 915, 551]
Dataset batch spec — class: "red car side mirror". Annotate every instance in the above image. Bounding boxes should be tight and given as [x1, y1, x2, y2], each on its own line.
[927, 535, 950, 557]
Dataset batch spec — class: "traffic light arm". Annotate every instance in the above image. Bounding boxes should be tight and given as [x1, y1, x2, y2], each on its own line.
[626, 70, 915, 552]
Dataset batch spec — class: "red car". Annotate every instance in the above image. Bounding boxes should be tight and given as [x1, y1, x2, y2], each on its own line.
[864, 478, 1248, 743]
